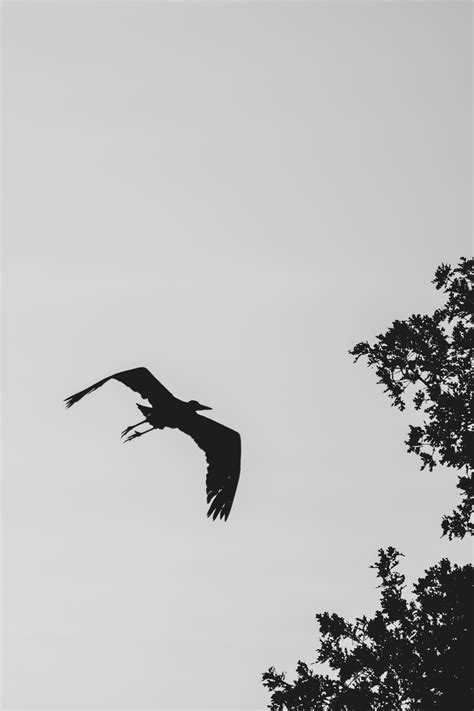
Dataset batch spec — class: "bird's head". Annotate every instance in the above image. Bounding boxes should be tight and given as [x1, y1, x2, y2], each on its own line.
[188, 399, 212, 411]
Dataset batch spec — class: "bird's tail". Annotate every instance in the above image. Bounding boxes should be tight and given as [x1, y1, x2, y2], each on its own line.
[136, 403, 153, 417]
[64, 377, 110, 409]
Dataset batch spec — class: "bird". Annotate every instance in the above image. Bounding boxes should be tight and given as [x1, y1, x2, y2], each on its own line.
[64, 367, 241, 521]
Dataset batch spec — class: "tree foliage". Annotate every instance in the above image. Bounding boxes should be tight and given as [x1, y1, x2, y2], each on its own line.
[263, 258, 473, 708]
[263, 548, 473, 710]
[349, 257, 473, 539]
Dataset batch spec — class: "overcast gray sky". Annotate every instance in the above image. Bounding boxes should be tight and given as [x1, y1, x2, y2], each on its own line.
[2, 1, 472, 708]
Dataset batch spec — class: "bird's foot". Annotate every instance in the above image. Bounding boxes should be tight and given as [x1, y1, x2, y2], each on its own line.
[124, 430, 141, 442]
[121, 426, 134, 438]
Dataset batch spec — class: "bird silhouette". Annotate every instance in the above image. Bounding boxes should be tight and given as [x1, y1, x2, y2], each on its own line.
[65, 367, 241, 521]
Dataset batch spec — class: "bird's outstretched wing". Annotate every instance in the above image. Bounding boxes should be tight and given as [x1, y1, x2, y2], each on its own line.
[64, 367, 174, 409]
[178, 414, 241, 521]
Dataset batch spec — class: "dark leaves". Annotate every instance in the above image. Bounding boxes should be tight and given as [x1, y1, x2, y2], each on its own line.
[349, 257, 473, 539]
[262, 549, 474, 710]
[262, 258, 473, 710]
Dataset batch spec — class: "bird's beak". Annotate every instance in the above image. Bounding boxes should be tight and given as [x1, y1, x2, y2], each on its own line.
[196, 404, 212, 411]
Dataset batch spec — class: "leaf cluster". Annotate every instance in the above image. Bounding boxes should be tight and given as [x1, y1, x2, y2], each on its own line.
[263, 548, 473, 710]
[349, 258, 473, 538]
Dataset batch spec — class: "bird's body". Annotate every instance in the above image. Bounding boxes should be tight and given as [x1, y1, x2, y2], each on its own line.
[65, 367, 241, 520]
[136, 400, 196, 430]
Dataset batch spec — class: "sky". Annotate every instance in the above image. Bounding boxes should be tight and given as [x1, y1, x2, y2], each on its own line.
[2, 1, 472, 709]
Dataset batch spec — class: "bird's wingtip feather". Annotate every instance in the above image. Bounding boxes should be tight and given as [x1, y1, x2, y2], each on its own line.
[64, 392, 83, 409]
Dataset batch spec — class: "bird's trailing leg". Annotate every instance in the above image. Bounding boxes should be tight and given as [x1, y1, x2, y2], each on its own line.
[124, 427, 155, 443]
[121, 420, 147, 438]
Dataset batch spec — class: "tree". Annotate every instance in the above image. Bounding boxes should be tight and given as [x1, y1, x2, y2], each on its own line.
[262, 259, 473, 708]
[349, 257, 473, 539]
[263, 548, 473, 710]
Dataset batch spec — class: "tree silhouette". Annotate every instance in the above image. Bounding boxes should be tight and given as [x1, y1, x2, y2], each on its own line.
[350, 257, 473, 539]
[263, 257, 473, 709]
[263, 548, 473, 710]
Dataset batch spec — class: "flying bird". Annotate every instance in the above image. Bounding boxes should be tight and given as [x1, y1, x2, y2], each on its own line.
[64, 367, 241, 521]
